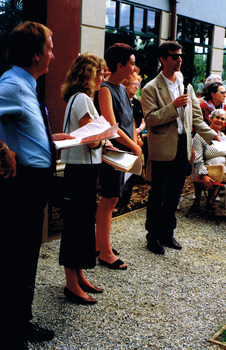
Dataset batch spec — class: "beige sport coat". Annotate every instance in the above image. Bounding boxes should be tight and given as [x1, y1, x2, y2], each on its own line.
[141, 73, 217, 178]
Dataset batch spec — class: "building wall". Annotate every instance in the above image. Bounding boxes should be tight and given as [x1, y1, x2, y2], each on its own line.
[46, 0, 80, 133]
[46, 0, 107, 133]
[159, 11, 171, 41]
[127, 0, 169, 11]
[130, 0, 226, 27]
[177, 0, 225, 27]
[80, 0, 106, 56]
[211, 26, 225, 75]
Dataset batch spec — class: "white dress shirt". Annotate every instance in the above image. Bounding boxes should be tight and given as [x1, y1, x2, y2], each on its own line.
[161, 72, 185, 134]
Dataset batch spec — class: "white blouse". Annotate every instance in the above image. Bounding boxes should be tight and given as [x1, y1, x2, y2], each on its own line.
[61, 93, 102, 165]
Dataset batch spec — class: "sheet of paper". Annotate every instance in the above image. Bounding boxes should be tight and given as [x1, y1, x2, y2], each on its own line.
[102, 149, 142, 175]
[54, 116, 119, 149]
[212, 140, 226, 153]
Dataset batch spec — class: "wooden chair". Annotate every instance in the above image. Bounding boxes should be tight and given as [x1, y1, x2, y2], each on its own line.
[186, 150, 226, 225]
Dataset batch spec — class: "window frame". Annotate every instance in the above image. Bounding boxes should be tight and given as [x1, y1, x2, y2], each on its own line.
[105, 0, 160, 39]
[177, 15, 213, 88]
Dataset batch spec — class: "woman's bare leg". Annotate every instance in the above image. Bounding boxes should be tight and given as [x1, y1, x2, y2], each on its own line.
[96, 196, 127, 268]
[65, 267, 89, 298]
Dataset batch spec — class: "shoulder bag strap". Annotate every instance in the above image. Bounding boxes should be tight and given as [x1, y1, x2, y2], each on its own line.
[63, 93, 80, 133]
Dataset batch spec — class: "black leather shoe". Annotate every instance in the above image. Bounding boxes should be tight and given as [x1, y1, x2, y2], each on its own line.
[147, 239, 165, 254]
[26, 322, 54, 342]
[162, 237, 182, 250]
[64, 287, 97, 304]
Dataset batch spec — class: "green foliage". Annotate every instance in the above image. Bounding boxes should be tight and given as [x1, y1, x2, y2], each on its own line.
[219, 328, 226, 343]
[193, 54, 207, 92]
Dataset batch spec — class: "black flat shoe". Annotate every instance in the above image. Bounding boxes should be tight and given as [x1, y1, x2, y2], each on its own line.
[98, 258, 127, 270]
[79, 283, 103, 294]
[26, 322, 54, 342]
[64, 287, 97, 304]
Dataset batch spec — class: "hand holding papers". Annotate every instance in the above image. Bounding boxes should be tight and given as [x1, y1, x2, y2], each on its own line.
[102, 149, 142, 175]
[54, 116, 119, 150]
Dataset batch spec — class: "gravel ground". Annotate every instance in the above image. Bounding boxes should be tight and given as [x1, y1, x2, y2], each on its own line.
[29, 193, 225, 350]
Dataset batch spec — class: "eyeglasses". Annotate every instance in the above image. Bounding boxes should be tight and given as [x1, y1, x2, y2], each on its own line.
[128, 82, 141, 88]
[217, 91, 226, 95]
[215, 116, 226, 121]
[168, 53, 185, 60]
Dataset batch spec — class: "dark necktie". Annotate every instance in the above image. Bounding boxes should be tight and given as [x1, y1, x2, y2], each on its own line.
[36, 89, 56, 170]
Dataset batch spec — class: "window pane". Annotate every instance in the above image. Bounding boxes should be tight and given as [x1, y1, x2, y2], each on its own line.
[194, 37, 200, 44]
[194, 21, 201, 44]
[147, 10, 155, 30]
[203, 23, 211, 46]
[106, 0, 116, 27]
[120, 3, 130, 30]
[134, 7, 143, 33]
[184, 17, 193, 41]
[177, 17, 183, 40]
[223, 53, 226, 83]
[193, 53, 207, 92]
[195, 45, 203, 54]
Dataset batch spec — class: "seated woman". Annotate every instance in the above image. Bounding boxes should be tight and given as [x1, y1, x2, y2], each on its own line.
[200, 82, 226, 129]
[193, 109, 226, 203]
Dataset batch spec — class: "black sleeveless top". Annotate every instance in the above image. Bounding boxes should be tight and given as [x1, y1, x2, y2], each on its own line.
[94, 81, 134, 151]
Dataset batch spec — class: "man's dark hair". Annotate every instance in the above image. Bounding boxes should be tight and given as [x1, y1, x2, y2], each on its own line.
[158, 41, 182, 60]
[7, 21, 52, 67]
[104, 43, 135, 73]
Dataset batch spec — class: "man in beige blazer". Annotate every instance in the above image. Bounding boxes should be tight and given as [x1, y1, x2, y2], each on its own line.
[141, 41, 220, 254]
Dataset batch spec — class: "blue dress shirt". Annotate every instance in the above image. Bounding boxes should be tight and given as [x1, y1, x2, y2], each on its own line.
[0, 66, 52, 167]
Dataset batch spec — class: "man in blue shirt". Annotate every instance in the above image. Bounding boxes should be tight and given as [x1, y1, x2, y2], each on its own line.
[0, 21, 73, 349]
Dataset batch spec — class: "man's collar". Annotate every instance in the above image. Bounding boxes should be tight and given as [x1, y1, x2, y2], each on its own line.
[12, 65, 37, 90]
[160, 71, 182, 87]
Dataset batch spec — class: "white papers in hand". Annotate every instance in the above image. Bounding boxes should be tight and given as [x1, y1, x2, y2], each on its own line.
[54, 116, 119, 149]
[102, 149, 142, 175]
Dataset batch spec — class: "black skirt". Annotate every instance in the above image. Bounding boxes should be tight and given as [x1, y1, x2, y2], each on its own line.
[59, 163, 100, 269]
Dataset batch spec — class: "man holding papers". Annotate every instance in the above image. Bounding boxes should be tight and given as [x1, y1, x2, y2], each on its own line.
[0, 21, 73, 349]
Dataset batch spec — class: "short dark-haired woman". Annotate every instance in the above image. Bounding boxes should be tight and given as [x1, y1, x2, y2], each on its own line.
[200, 82, 226, 129]
[94, 43, 142, 270]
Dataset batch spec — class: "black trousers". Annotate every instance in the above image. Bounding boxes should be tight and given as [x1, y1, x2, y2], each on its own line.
[1, 166, 52, 341]
[146, 135, 188, 241]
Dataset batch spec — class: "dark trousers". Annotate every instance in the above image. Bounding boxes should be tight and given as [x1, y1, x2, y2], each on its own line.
[1, 166, 52, 341]
[146, 135, 188, 242]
